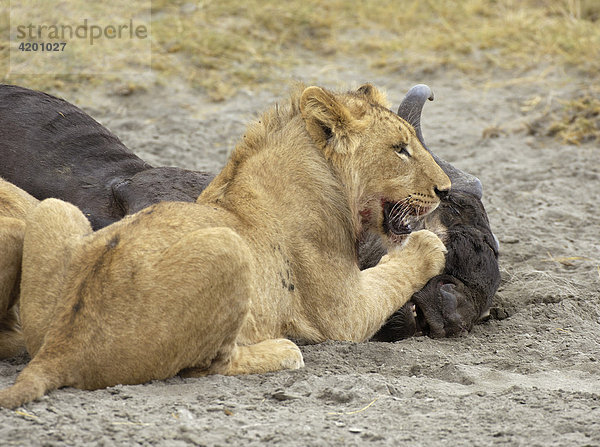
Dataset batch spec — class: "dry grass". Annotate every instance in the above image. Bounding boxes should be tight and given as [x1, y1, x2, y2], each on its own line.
[546, 91, 600, 144]
[0, 0, 599, 138]
[525, 85, 600, 144]
[149, 0, 600, 98]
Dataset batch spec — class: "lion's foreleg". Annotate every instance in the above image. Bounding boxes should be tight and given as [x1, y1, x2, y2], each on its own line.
[326, 230, 447, 342]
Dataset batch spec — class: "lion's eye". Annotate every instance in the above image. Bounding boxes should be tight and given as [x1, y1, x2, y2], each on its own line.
[392, 143, 411, 158]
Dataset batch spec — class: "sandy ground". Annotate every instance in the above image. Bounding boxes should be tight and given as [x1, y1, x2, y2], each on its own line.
[1, 61, 599, 446]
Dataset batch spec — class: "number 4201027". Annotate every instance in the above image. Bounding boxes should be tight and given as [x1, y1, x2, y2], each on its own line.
[18, 42, 67, 51]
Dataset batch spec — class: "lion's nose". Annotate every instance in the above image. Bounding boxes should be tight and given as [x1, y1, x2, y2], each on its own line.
[434, 186, 450, 200]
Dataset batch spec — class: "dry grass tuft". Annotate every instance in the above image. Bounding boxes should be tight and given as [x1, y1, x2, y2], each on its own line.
[547, 92, 600, 145]
[525, 87, 600, 145]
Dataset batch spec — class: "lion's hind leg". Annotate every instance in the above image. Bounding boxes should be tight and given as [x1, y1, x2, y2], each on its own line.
[149, 227, 299, 380]
[0, 200, 93, 408]
[226, 339, 304, 375]
[20, 199, 92, 356]
[182, 338, 304, 377]
[169, 228, 303, 378]
[0, 354, 65, 409]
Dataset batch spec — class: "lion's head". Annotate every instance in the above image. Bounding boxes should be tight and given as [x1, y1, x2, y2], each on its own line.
[299, 84, 451, 243]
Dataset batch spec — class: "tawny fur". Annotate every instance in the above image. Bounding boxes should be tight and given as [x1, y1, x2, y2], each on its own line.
[0, 178, 38, 359]
[0, 84, 450, 409]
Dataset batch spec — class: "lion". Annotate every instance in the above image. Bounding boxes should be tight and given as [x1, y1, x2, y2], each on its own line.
[0, 84, 450, 409]
[0, 178, 37, 359]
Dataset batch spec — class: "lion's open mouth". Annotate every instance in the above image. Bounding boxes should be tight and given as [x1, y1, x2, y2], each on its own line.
[382, 201, 413, 235]
[382, 201, 433, 236]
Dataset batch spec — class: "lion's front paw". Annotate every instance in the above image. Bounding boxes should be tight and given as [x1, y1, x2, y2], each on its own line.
[401, 230, 447, 278]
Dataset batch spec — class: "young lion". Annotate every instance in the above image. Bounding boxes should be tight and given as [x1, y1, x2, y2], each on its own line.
[0, 84, 450, 408]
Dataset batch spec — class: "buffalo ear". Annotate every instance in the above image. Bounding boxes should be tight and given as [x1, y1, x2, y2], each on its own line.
[356, 83, 390, 108]
[300, 86, 362, 154]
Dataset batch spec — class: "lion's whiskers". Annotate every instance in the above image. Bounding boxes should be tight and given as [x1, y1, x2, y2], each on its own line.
[389, 197, 410, 218]
[391, 203, 412, 226]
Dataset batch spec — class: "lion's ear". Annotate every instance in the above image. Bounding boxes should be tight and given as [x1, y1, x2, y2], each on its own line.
[356, 83, 390, 108]
[300, 86, 359, 154]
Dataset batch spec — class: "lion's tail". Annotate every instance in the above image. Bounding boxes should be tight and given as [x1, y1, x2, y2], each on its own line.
[0, 358, 64, 409]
